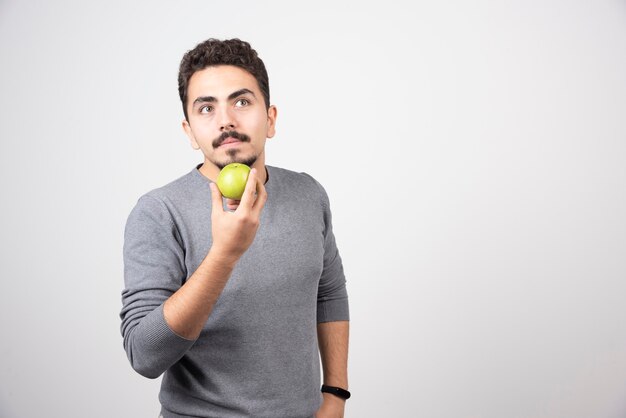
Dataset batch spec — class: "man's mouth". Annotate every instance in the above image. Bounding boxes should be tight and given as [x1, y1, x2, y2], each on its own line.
[213, 131, 251, 148]
[220, 137, 241, 146]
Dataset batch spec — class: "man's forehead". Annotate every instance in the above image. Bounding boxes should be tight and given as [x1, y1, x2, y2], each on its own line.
[188, 65, 259, 98]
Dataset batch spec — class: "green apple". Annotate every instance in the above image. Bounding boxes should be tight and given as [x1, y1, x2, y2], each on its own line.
[216, 163, 251, 200]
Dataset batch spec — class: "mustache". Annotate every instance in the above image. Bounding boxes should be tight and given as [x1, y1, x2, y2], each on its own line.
[212, 130, 251, 148]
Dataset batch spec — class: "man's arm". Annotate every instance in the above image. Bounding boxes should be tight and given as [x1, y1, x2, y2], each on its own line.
[164, 170, 266, 339]
[121, 169, 266, 378]
[311, 175, 350, 417]
[316, 320, 349, 418]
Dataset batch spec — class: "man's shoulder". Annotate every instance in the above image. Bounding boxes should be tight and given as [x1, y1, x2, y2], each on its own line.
[267, 165, 323, 191]
[125, 166, 209, 232]
[267, 165, 331, 210]
[137, 166, 204, 206]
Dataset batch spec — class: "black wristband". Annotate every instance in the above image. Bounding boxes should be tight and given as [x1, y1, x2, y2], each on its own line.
[321, 384, 351, 400]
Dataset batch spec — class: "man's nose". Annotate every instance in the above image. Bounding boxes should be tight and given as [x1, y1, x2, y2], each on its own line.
[218, 108, 236, 131]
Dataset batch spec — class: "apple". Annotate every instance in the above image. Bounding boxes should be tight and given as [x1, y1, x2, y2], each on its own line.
[216, 163, 251, 200]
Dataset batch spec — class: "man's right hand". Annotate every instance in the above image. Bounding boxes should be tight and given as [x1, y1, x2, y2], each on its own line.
[208, 167, 267, 263]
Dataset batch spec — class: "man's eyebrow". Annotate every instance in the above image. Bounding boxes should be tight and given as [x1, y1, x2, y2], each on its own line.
[192, 89, 256, 107]
[193, 96, 216, 106]
[228, 88, 256, 101]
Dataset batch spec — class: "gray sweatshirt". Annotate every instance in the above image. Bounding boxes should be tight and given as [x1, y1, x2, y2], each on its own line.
[120, 165, 349, 418]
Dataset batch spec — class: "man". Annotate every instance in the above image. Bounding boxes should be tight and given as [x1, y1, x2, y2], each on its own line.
[120, 38, 350, 418]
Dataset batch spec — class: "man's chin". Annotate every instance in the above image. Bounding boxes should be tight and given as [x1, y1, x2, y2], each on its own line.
[213, 155, 258, 170]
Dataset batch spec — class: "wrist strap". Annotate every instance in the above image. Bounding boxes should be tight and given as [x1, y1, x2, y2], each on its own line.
[321, 384, 351, 400]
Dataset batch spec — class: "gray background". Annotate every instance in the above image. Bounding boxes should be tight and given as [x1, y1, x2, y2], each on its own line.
[1, 1, 625, 417]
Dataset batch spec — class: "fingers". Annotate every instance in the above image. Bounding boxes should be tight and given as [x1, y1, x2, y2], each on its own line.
[252, 176, 267, 214]
[209, 182, 224, 215]
[225, 199, 240, 211]
[238, 168, 260, 212]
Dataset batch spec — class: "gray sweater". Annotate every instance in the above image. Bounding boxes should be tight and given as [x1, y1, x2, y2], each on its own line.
[120, 165, 349, 418]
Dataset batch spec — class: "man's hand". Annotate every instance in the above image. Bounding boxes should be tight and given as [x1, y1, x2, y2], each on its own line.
[209, 167, 267, 262]
[315, 393, 346, 418]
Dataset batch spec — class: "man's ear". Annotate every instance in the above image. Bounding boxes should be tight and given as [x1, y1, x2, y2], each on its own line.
[182, 119, 200, 150]
[266, 105, 277, 138]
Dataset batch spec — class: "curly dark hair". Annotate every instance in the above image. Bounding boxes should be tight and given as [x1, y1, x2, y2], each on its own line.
[178, 38, 270, 121]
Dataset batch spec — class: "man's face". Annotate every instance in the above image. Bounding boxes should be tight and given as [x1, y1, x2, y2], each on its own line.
[182, 65, 277, 176]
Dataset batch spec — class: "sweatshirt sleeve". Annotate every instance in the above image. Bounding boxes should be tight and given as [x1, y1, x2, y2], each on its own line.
[119, 195, 196, 379]
[313, 180, 350, 323]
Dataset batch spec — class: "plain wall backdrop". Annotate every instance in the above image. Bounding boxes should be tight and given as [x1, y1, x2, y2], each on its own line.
[1, 1, 625, 417]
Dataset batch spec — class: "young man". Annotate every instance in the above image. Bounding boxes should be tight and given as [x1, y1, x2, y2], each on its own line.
[120, 38, 350, 418]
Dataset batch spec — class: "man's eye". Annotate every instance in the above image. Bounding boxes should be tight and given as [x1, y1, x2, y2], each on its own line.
[235, 99, 249, 107]
[200, 105, 213, 113]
